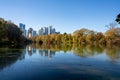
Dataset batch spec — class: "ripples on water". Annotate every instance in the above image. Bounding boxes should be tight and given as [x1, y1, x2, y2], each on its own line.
[0, 44, 120, 80]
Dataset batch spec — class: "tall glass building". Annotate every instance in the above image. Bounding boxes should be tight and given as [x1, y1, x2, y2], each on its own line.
[19, 23, 26, 37]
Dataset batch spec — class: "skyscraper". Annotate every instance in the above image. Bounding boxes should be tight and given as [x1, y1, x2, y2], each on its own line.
[39, 28, 44, 35]
[28, 28, 33, 38]
[52, 28, 56, 34]
[32, 30, 37, 36]
[43, 27, 48, 35]
[38, 26, 60, 36]
[48, 26, 52, 34]
[19, 23, 26, 37]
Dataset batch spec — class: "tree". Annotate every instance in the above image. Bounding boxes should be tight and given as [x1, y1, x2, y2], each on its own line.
[105, 28, 120, 45]
[116, 14, 120, 24]
[0, 18, 26, 46]
[86, 30, 95, 44]
[95, 32, 104, 41]
[73, 28, 89, 43]
[105, 28, 120, 39]
[6, 22, 24, 44]
[0, 18, 7, 41]
[105, 22, 117, 30]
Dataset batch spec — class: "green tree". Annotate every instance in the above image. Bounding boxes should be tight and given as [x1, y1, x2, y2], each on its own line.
[116, 14, 120, 24]
[0, 18, 7, 41]
[0, 18, 26, 46]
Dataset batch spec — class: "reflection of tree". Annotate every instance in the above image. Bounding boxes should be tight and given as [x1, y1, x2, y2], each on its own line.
[94, 44, 104, 54]
[85, 45, 95, 55]
[61, 44, 72, 53]
[0, 48, 25, 71]
[72, 44, 86, 57]
[36, 43, 61, 51]
[73, 44, 120, 60]
[33, 43, 120, 60]
[72, 44, 104, 58]
[35, 43, 72, 53]
[105, 46, 120, 60]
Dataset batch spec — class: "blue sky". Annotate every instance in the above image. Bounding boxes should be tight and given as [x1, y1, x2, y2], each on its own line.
[0, 0, 120, 33]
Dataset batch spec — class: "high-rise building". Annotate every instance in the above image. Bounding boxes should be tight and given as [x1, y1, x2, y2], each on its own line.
[38, 26, 60, 36]
[28, 28, 33, 38]
[38, 27, 48, 35]
[19, 23, 25, 30]
[48, 26, 52, 34]
[32, 30, 37, 36]
[39, 28, 44, 35]
[19, 23, 26, 37]
[52, 28, 56, 34]
[43, 27, 48, 35]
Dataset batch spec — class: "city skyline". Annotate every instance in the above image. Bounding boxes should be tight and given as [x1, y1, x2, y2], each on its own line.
[0, 0, 120, 33]
[19, 23, 60, 37]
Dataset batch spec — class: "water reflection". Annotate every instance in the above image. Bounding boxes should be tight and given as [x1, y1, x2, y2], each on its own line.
[0, 44, 120, 80]
[105, 47, 120, 61]
[72, 44, 104, 58]
[26, 44, 56, 59]
[33, 43, 120, 61]
[0, 48, 25, 71]
[0, 43, 120, 71]
[39, 50, 55, 59]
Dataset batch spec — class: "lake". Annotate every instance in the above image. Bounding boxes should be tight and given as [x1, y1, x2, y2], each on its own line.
[0, 44, 120, 80]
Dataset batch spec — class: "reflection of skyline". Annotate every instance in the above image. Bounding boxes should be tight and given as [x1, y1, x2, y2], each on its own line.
[27, 45, 56, 59]
[26, 44, 120, 61]
[39, 50, 55, 59]
[27, 45, 36, 56]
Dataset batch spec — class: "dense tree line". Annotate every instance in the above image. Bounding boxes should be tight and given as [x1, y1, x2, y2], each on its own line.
[0, 18, 27, 46]
[32, 14, 120, 46]
[32, 27, 120, 46]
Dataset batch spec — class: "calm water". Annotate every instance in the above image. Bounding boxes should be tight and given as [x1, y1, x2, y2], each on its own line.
[0, 44, 120, 80]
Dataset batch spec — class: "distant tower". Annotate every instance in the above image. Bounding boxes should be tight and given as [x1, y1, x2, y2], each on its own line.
[19, 23, 26, 37]
[48, 26, 52, 34]
[52, 28, 56, 34]
[38, 26, 59, 35]
[43, 27, 48, 35]
[28, 28, 33, 38]
[32, 30, 37, 36]
[39, 28, 44, 35]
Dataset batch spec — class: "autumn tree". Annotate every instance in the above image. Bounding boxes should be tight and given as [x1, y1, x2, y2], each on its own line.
[86, 30, 95, 44]
[105, 28, 120, 45]
[95, 32, 106, 44]
[73, 28, 89, 44]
